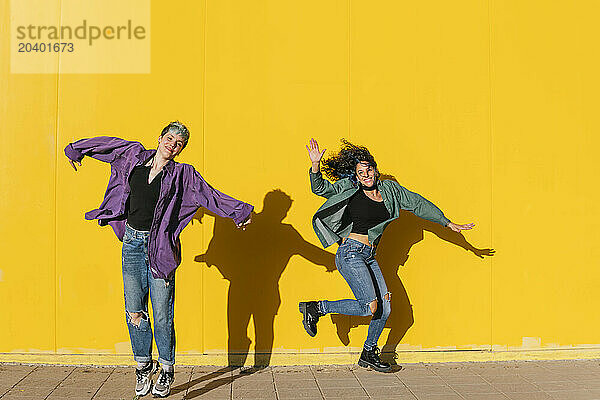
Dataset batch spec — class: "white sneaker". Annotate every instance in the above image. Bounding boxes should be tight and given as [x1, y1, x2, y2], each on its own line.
[135, 360, 158, 396]
[152, 368, 174, 398]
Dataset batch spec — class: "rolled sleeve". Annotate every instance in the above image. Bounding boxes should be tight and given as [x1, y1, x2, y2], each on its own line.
[64, 143, 84, 162]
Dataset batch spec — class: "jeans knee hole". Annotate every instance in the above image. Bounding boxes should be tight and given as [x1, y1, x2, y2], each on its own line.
[127, 311, 148, 329]
[368, 300, 378, 315]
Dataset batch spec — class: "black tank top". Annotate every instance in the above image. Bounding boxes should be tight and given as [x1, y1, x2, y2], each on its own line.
[347, 189, 390, 234]
[127, 165, 162, 231]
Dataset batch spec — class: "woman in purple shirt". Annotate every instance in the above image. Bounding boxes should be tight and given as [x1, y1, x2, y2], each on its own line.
[65, 122, 253, 398]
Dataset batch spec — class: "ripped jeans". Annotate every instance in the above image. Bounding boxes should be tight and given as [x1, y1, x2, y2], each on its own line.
[122, 224, 175, 366]
[320, 238, 391, 351]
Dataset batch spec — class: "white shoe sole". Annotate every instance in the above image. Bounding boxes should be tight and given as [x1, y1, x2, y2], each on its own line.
[151, 387, 170, 398]
[135, 380, 153, 396]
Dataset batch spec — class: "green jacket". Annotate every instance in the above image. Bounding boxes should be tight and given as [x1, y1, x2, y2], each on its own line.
[309, 169, 450, 248]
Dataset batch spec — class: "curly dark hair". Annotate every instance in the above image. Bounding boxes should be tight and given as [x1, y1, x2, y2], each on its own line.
[321, 139, 378, 183]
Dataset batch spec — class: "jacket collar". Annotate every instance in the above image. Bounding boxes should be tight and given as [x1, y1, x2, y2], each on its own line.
[136, 149, 176, 174]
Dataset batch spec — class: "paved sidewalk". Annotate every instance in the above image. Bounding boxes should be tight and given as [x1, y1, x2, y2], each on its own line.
[2, 360, 600, 399]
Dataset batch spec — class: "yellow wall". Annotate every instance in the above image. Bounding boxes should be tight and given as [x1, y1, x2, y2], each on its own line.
[2, 0, 600, 365]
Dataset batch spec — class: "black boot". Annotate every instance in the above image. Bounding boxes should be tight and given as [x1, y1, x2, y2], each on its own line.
[299, 301, 322, 337]
[358, 347, 392, 373]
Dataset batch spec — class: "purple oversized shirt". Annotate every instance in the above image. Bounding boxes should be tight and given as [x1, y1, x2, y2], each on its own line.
[64, 137, 253, 279]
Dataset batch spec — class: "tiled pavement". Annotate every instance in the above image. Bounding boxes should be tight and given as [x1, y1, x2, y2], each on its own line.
[2, 360, 600, 399]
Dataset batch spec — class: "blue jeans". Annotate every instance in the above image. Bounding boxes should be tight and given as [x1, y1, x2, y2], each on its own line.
[122, 224, 176, 366]
[320, 238, 391, 351]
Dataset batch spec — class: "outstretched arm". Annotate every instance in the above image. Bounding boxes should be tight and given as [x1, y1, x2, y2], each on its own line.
[64, 136, 144, 170]
[187, 165, 254, 228]
[393, 181, 474, 231]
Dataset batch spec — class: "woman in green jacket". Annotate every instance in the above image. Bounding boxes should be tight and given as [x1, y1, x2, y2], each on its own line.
[299, 138, 474, 372]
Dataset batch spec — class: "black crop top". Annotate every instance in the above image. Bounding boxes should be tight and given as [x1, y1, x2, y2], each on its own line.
[127, 165, 162, 231]
[347, 189, 390, 235]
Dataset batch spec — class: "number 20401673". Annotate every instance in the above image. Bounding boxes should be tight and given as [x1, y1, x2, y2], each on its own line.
[18, 42, 74, 52]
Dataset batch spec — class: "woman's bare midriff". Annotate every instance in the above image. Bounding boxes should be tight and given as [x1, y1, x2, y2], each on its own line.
[345, 232, 372, 246]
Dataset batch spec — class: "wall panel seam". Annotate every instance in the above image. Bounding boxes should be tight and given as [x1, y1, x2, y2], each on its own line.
[487, 0, 494, 351]
[53, 0, 64, 355]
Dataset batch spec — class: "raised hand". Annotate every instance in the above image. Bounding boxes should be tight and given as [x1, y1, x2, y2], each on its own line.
[306, 138, 326, 166]
[447, 222, 475, 232]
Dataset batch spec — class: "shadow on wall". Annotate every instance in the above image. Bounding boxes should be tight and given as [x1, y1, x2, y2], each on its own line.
[192, 182, 494, 369]
[330, 174, 495, 364]
[194, 189, 335, 368]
